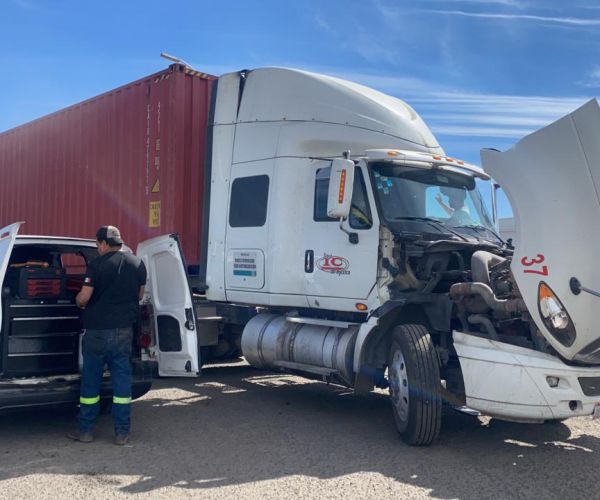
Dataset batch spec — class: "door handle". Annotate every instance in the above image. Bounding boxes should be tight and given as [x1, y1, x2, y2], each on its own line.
[305, 250, 314, 273]
[185, 307, 195, 330]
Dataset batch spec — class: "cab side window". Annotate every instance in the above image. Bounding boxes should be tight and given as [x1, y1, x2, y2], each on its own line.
[314, 167, 372, 229]
[229, 175, 270, 227]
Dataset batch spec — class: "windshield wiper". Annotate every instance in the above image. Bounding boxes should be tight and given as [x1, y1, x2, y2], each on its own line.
[393, 216, 444, 223]
[394, 217, 469, 242]
[454, 224, 504, 243]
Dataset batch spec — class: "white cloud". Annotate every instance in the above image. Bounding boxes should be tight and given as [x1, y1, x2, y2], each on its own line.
[579, 66, 600, 88]
[326, 70, 587, 140]
[418, 9, 600, 26]
[312, 8, 399, 64]
[425, 113, 553, 127]
[419, 0, 527, 7]
[419, 10, 600, 26]
[314, 13, 336, 36]
[410, 91, 586, 138]
[431, 125, 534, 137]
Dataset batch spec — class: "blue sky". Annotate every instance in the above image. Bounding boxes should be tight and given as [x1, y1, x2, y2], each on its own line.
[2, 0, 600, 217]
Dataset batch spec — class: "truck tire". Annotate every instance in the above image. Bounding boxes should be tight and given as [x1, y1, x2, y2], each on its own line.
[387, 324, 442, 446]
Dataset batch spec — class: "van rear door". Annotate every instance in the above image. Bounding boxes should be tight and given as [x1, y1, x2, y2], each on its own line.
[0, 223, 22, 331]
[137, 234, 200, 376]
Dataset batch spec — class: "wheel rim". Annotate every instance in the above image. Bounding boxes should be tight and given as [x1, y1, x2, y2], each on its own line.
[389, 349, 410, 421]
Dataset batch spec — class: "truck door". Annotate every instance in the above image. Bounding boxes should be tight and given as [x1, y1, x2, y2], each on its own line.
[223, 161, 273, 299]
[304, 163, 379, 306]
[0, 222, 22, 333]
[137, 234, 200, 376]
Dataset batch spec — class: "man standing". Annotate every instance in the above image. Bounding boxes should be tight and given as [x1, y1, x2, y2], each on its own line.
[68, 226, 147, 445]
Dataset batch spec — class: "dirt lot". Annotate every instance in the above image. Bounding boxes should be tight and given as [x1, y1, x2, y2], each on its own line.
[0, 360, 598, 499]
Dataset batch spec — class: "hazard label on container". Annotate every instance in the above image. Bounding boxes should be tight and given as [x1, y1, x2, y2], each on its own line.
[151, 178, 160, 193]
[149, 201, 161, 228]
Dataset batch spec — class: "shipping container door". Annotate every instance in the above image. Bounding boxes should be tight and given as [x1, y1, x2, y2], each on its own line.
[137, 234, 200, 376]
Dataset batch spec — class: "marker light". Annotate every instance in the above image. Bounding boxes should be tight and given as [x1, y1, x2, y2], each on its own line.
[338, 169, 347, 203]
[538, 282, 576, 347]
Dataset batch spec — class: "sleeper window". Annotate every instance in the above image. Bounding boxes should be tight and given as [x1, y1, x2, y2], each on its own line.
[229, 175, 270, 227]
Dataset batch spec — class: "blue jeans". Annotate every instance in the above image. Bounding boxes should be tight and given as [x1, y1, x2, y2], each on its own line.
[78, 327, 133, 435]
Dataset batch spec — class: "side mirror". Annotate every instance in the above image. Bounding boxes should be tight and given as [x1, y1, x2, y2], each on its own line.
[327, 159, 355, 220]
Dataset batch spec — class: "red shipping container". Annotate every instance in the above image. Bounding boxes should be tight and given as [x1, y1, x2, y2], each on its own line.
[0, 64, 216, 271]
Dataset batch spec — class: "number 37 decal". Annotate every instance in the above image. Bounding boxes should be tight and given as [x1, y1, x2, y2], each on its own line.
[521, 254, 548, 276]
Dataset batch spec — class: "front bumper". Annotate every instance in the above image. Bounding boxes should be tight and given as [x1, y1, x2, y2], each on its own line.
[454, 331, 600, 422]
[0, 359, 156, 412]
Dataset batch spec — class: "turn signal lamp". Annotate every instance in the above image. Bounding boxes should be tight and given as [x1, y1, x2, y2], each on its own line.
[338, 169, 347, 203]
[355, 303, 368, 311]
[537, 282, 576, 347]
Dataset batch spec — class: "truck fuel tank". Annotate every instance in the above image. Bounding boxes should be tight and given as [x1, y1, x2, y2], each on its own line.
[241, 314, 358, 386]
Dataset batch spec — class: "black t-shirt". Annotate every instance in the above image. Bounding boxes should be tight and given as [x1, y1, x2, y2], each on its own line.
[82, 251, 147, 329]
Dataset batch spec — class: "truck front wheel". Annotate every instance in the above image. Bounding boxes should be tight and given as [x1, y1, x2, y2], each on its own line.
[387, 324, 442, 446]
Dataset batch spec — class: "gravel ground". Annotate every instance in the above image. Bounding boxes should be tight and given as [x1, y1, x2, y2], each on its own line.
[0, 360, 599, 499]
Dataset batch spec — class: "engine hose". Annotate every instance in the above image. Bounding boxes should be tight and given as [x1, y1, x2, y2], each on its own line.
[471, 251, 505, 286]
[449, 282, 527, 314]
[468, 314, 499, 340]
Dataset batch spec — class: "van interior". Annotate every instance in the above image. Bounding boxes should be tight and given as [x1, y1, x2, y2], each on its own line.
[1, 243, 97, 378]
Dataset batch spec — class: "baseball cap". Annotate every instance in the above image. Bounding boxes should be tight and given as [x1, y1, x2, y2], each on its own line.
[96, 225, 124, 246]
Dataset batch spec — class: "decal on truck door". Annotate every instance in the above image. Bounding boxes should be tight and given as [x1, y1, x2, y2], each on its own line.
[233, 251, 258, 277]
[226, 249, 265, 289]
[316, 254, 350, 276]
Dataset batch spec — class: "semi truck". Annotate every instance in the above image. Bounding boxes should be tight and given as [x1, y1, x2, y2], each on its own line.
[1, 64, 600, 445]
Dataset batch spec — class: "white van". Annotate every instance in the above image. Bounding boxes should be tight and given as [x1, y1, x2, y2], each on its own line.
[0, 223, 157, 412]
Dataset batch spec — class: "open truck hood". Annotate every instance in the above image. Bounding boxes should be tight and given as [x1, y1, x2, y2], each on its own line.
[482, 99, 600, 362]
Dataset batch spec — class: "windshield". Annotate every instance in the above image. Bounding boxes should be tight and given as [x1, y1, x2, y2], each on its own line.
[371, 162, 496, 231]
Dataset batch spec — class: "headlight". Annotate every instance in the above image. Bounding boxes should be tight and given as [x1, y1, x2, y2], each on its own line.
[538, 282, 576, 347]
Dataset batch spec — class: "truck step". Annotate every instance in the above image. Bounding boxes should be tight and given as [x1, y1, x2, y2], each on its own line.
[273, 360, 339, 378]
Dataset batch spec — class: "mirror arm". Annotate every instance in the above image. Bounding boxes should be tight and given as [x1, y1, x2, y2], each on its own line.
[339, 217, 359, 244]
[492, 182, 500, 227]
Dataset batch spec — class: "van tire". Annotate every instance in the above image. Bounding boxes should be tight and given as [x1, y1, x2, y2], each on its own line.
[387, 324, 442, 446]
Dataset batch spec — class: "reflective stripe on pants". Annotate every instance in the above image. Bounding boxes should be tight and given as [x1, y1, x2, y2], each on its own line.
[113, 396, 132, 404]
[80, 395, 100, 405]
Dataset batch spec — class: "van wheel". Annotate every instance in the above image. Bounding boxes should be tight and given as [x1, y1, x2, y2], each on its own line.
[387, 324, 442, 446]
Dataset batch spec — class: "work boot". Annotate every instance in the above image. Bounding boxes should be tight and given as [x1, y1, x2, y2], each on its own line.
[114, 433, 130, 446]
[67, 430, 94, 443]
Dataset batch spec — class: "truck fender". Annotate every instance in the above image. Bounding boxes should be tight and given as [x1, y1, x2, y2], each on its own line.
[353, 301, 440, 393]
[353, 315, 380, 373]
[353, 316, 381, 394]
